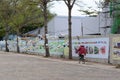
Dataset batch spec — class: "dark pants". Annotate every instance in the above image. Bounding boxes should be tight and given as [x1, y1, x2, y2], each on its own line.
[79, 54, 85, 63]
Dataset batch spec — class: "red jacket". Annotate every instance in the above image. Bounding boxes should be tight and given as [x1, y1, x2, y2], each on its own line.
[77, 46, 86, 55]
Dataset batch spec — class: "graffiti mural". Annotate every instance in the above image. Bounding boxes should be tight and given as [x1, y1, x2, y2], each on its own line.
[112, 37, 120, 60]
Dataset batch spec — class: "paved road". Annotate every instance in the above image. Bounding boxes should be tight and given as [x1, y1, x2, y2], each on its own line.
[0, 51, 120, 80]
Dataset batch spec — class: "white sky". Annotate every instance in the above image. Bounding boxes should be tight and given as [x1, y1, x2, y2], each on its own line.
[49, 0, 102, 16]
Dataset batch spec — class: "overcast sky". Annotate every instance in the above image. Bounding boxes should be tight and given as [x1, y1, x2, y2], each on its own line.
[49, 0, 102, 16]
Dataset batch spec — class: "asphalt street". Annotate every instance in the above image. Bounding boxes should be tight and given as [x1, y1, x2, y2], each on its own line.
[0, 51, 120, 80]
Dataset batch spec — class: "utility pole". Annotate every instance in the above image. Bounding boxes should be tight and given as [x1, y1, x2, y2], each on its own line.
[98, 0, 101, 33]
[81, 23, 83, 37]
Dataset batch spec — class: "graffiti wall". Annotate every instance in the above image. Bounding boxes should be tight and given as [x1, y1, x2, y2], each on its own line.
[0, 37, 109, 59]
[6, 38, 67, 56]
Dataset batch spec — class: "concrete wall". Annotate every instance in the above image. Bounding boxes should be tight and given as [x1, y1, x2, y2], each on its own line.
[53, 16, 100, 36]
[40, 15, 111, 37]
[47, 17, 55, 35]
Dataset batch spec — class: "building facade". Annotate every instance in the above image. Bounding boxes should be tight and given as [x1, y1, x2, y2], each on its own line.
[40, 15, 111, 37]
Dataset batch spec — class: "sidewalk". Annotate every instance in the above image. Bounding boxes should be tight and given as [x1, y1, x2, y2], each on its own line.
[0, 51, 119, 72]
[39, 55, 119, 71]
[1, 51, 120, 80]
[49, 57, 116, 68]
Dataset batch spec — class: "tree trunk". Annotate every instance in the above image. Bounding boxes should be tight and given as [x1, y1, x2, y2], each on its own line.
[16, 29, 20, 53]
[5, 37, 9, 52]
[64, 0, 76, 59]
[68, 7, 72, 59]
[5, 26, 9, 52]
[44, 0, 50, 57]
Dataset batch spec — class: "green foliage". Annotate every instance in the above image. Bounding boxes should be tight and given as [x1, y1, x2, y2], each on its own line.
[110, 0, 120, 33]
[20, 23, 44, 34]
[78, 9, 97, 17]
[0, 27, 5, 39]
[0, 0, 55, 38]
[0, 0, 13, 39]
[77, 0, 106, 16]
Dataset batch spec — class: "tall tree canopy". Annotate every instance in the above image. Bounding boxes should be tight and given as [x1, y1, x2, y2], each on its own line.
[0, 0, 55, 38]
[0, 0, 55, 52]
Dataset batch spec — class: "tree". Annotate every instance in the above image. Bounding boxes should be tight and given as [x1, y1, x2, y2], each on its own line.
[0, 0, 54, 53]
[110, 0, 120, 33]
[20, 23, 44, 34]
[63, 0, 76, 59]
[9, 0, 54, 53]
[9, 0, 44, 53]
[0, 0, 13, 52]
[39, 0, 51, 57]
[78, 7, 98, 17]
[77, 0, 105, 17]
[0, 23, 5, 40]
[34, 0, 55, 57]
[0, 17, 6, 40]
